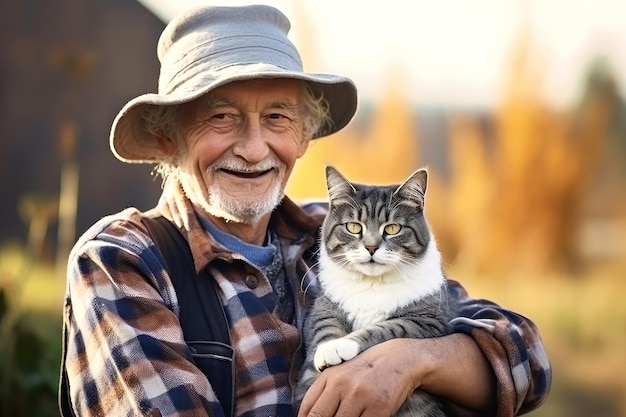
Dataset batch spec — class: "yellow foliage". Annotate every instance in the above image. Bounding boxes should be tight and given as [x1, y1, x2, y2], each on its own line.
[288, 21, 622, 277]
[443, 34, 616, 275]
[287, 79, 420, 200]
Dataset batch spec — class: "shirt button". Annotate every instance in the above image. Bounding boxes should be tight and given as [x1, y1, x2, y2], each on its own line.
[245, 275, 259, 289]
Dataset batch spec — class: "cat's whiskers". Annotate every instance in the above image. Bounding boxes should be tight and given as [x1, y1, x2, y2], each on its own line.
[301, 262, 322, 296]
[321, 252, 375, 283]
[300, 246, 323, 295]
[386, 197, 402, 213]
[328, 253, 354, 272]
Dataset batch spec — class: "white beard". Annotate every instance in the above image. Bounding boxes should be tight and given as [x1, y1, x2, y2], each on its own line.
[178, 157, 286, 225]
[205, 178, 284, 224]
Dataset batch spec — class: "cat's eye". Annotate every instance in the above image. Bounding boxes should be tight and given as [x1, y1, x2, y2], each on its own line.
[383, 223, 402, 235]
[345, 222, 362, 234]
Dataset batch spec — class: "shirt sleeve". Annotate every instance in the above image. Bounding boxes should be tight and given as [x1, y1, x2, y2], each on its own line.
[446, 279, 552, 416]
[62, 215, 226, 417]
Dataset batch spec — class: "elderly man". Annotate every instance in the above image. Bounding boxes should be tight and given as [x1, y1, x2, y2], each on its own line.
[59, 4, 551, 417]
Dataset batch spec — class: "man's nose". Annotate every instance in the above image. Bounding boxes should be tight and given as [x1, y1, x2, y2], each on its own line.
[232, 118, 270, 163]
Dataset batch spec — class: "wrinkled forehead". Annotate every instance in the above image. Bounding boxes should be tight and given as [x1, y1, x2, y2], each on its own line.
[186, 78, 306, 112]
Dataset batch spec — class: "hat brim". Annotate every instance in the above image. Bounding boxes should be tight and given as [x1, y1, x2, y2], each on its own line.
[110, 70, 358, 163]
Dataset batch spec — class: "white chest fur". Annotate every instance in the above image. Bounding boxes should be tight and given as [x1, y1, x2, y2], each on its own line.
[318, 239, 444, 330]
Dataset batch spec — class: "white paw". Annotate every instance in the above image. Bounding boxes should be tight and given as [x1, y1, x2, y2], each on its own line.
[313, 338, 360, 371]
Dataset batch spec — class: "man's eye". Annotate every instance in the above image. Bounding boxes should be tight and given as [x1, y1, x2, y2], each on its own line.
[210, 113, 230, 120]
[207, 112, 238, 127]
[266, 113, 290, 121]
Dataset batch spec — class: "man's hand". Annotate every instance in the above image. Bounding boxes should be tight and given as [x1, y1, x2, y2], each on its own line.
[297, 339, 420, 417]
[297, 334, 496, 417]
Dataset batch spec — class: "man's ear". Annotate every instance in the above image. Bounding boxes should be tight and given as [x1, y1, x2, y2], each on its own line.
[296, 137, 310, 158]
[155, 135, 178, 157]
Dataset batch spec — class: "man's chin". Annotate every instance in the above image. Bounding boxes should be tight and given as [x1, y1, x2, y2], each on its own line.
[206, 197, 280, 225]
[204, 205, 249, 224]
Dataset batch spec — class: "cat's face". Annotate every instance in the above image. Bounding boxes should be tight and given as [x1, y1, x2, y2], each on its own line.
[321, 166, 432, 278]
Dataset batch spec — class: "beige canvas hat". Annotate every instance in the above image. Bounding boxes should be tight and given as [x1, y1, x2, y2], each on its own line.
[110, 4, 358, 163]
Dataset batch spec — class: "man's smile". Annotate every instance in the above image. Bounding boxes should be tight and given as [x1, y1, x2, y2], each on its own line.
[220, 168, 275, 179]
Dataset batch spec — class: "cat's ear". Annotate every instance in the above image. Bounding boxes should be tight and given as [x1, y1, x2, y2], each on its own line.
[325, 165, 357, 203]
[393, 169, 428, 208]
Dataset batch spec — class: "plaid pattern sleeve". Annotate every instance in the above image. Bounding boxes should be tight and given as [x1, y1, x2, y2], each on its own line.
[62, 209, 226, 417]
[447, 279, 552, 417]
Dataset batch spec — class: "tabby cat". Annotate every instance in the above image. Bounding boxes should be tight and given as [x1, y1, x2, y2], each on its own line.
[295, 165, 454, 417]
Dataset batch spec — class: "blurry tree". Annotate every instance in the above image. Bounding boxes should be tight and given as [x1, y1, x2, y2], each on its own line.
[288, 75, 420, 199]
[288, 19, 624, 278]
[435, 33, 621, 276]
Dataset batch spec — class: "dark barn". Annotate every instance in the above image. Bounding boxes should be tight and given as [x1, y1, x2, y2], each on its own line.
[0, 0, 166, 259]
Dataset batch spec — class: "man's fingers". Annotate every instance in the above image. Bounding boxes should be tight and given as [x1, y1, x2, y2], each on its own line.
[297, 376, 333, 417]
[297, 370, 369, 417]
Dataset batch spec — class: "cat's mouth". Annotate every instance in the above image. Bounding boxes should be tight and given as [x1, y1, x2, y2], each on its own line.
[354, 261, 390, 277]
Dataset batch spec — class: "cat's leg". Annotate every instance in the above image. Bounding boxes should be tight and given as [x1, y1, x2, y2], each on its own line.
[295, 297, 350, 407]
[313, 312, 450, 371]
[313, 337, 360, 371]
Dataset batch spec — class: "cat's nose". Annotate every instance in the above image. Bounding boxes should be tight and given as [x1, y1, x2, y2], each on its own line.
[365, 245, 378, 255]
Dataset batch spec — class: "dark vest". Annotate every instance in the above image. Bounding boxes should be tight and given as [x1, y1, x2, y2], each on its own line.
[142, 216, 234, 417]
[58, 216, 235, 417]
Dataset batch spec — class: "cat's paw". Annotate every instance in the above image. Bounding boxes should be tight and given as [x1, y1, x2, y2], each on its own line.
[313, 338, 359, 371]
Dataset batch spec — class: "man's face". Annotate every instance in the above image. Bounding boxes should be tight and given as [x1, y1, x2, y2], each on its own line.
[176, 78, 309, 224]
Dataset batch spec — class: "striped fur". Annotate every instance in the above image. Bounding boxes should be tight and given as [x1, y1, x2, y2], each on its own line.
[295, 166, 454, 416]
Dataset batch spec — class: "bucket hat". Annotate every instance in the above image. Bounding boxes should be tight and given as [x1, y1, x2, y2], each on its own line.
[110, 4, 358, 163]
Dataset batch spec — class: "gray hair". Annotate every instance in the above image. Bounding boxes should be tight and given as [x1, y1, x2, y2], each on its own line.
[141, 82, 332, 182]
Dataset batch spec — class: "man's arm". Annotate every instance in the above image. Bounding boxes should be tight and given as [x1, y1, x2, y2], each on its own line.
[297, 280, 551, 417]
[297, 335, 494, 417]
[62, 217, 224, 417]
[447, 279, 552, 415]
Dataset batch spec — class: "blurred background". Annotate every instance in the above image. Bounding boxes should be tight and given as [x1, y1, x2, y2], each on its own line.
[1, 0, 625, 415]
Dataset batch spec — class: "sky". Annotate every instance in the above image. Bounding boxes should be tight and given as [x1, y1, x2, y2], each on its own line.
[138, 0, 626, 109]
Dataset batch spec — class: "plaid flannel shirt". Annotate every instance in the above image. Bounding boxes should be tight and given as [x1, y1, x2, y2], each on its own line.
[60, 178, 551, 416]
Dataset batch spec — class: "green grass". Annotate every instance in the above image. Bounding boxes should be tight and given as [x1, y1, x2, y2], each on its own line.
[0, 243, 65, 312]
[0, 243, 64, 417]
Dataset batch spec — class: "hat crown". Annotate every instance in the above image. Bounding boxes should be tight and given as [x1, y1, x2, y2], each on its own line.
[156, 5, 303, 95]
[110, 4, 357, 163]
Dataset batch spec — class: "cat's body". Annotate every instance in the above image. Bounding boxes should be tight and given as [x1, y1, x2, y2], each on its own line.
[295, 166, 454, 417]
